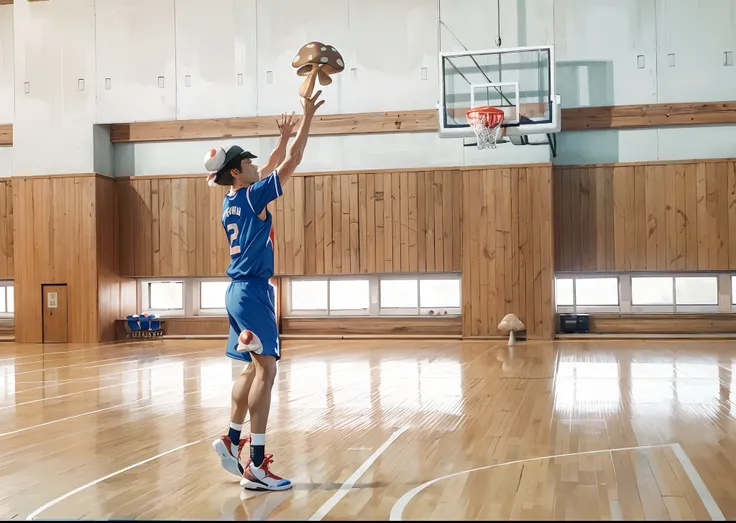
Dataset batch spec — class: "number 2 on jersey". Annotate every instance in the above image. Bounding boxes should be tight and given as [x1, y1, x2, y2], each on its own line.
[227, 223, 241, 255]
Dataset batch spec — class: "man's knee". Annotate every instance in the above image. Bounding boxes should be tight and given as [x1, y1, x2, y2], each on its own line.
[252, 354, 278, 383]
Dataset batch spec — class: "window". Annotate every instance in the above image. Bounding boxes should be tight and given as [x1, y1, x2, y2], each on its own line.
[675, 276, 718, 305]
[0, 284, 13, 314]
[631, 277, 673, 305]
[380, 279, 418, 309]
[575, 278, 618, 306]
[554, 276, 618, 311]
[200, 281, 229, 309]
[555, 278, 574, 306]
[148, 281, 184, 310]
[329, 280, 369, 311]
[420, 278, 461, 309]
[286, 274, 461, 317]
[291, 280, 328, 310]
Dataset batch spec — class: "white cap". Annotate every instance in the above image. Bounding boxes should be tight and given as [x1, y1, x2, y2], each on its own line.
[204, 146, 227, 172]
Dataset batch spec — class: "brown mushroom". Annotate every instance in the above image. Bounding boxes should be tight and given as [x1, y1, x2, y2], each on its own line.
[292, 42, 345, 98]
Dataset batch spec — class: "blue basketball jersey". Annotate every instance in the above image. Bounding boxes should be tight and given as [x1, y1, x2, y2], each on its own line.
[222, 170, 282, 280]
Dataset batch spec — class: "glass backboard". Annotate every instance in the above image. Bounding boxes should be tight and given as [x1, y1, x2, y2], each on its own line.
[438, 45, 560, 138]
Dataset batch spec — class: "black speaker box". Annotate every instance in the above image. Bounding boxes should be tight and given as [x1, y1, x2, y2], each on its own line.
[558, 313, 590, 334]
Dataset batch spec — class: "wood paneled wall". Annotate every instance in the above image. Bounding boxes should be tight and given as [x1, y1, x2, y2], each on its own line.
[97, 177, 136, 342]
[0, 179, 12, 279]
[273, 171, 462, 275]
[117, 177, 232, 277]
[555, 159, 736, 272]
[116, 171, 463, 277]
[13, 176, 99, 342]
[462, 166, 555, 339]
[115, 166, 554, 338]
[12, 174, 129, 343]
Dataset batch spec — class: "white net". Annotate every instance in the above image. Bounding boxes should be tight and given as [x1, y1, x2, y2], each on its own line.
[467, 108, 505, 150]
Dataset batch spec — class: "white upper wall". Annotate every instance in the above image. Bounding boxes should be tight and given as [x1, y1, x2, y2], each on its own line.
[5, 0, 736, 175]
[0, 5, 13, 125]
[13, 0, 97, 175]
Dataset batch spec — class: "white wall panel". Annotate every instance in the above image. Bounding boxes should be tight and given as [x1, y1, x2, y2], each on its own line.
[657, 125, 736, 160]
[256, 0, 349, 116]
[13, 0, 96, 175]
[0, 6, 13, 124]
[656, 0, 736, 103]
[343, 0, 438, 113]
[555, 0, 657, 108]
[175, 0, 258, 119]
[554, 129, 659, 165]
[96, 0, 177, 123]
[439, 0, 553, 51]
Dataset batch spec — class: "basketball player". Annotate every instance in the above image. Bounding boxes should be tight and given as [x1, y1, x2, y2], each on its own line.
[207, 91, 325, 491]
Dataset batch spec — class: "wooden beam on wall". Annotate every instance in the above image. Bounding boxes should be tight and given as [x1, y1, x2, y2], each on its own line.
[0, 125, 12, 146]
[109, 110, 438, 143]
[562, 101, 736, 130]
[108, 100, 736, 143]
[0, 1, 13, 6]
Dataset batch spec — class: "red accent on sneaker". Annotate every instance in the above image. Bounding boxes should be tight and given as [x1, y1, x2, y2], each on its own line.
[222, 434, 251, 460]
[256, 454, 283, 480]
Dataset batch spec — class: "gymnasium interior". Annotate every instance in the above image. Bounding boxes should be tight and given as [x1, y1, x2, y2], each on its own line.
[2, 0, 736, 520]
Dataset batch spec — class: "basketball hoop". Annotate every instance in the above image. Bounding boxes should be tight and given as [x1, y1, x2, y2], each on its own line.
[466, 106, 505, 150]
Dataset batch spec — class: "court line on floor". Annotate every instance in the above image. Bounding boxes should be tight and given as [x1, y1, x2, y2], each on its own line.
[309, 425, 410, 521]
[0, 341, 144, 363]
[388, 443, 725, 521]
[25, 438, 208, 521]
[21, 346, 439, 520]
[3, 342, 318, 409]
[11, 349, 216, 376]
[672, 443, 725, 521]
[5, 340, 187, 363]
[0, 344, 352, 438]
[7, 343, 318, 389]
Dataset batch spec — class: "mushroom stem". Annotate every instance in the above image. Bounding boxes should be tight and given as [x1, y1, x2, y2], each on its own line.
[299, 66, 320, 98]
[507, 330, 515, 346]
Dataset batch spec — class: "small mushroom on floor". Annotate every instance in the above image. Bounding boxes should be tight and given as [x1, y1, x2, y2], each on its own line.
[498, 313, 525, 346]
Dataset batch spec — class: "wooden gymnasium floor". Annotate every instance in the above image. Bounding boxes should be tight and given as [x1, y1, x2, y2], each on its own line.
[2, 338, 736, 520]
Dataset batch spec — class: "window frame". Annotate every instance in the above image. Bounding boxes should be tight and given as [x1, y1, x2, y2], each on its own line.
[196, 278, 230, 316]
[556, 272, 731, 314]
[554, 273, 620, 314]
[283, 273, 462, 318]
[139, 279, 186, 317]
[0, 281, 13, 317]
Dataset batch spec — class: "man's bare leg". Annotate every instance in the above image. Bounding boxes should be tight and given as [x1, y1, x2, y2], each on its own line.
[241, 353, 291, 491]
[247, 353, 277, 465]
[230, 363, 256, 434]
[213, 363, 256, 476]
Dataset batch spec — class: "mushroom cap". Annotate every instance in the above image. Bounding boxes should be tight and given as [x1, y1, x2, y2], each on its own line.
[498, 313, 525, 331]
[293, 41, 345, 75]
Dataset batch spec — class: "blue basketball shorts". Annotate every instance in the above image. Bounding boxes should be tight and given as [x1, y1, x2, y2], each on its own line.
[225, 279, 280, 362]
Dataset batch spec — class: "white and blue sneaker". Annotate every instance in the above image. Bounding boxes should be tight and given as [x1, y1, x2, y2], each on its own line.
[240, 455, 293, 491]
[213, 435, 250, 477]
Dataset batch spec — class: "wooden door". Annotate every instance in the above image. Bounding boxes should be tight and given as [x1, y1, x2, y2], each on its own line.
[42, 285, 68, 343]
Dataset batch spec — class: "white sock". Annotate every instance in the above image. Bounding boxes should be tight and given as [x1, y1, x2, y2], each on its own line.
[251, 433, 266, 446]
[230, 422, 243, 432]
